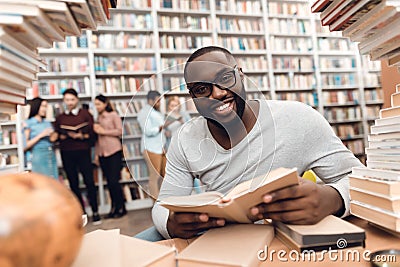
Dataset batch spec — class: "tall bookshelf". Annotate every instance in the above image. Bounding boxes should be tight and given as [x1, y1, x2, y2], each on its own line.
[0, 111, 24, 175]
[32, 0, 383, 212]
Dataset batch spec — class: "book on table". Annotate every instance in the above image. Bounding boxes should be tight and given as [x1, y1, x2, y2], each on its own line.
[176, 224, 274, 267]
[368, 131, 400, 142]
[349, 174, 400, 197]
[161, 167, 299, 223]
[370, 123, 400, 134]
[367, 160, 400, 171]
[350, 187, 400, 213]
[350, 201, 400, 232]
[374, 115, 400, 126]
[274, 215, 366, 253]
[352, 167, 400, 181]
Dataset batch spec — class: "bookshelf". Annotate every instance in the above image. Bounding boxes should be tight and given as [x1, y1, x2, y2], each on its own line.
[32, 0, 383, 211]
[0, 111, 24, 175]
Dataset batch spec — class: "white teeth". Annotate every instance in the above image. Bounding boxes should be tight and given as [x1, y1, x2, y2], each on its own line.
[217, 103, 230, 111]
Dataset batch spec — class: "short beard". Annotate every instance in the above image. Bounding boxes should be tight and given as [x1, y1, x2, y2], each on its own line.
[206, 91, 247, 129]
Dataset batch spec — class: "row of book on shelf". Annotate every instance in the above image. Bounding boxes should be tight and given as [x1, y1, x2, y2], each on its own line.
[92, 33, 153, 49]
[94, 56, 156, 72]
[96, 76, 157, 94]
[159, 15, 208, 31]
[0, 127, 17, 146]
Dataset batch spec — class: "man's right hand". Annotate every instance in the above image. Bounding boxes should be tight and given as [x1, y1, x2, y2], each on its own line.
[167, 212, 225, 239]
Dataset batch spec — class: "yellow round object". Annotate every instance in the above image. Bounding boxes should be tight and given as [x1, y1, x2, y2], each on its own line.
[302, 170, 317, 183]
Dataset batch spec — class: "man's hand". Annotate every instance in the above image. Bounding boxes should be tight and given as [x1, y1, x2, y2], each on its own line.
[67, 131, 84, 140]
[249, 178, 344, 224]
[167, 212, 225, 239]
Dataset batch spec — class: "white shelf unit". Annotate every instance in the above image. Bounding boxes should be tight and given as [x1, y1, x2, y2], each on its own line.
[33, 0, 383, 210]
[0, 108, 24, 176]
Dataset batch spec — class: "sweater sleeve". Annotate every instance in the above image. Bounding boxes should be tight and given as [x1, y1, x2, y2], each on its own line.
[295, 103, 364, 217]
[152, 134, 194, 239]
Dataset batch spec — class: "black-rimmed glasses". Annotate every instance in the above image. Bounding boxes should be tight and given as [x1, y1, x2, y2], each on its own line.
[187, 65, 240, 98]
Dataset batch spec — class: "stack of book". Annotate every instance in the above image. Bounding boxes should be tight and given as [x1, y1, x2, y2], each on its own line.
[311, 0, 400, 69]
[349, 84, 400, 234]
[0, 0, 116, 114]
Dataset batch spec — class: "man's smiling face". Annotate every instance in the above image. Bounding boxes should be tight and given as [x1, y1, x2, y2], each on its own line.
[184, 51, 246, 128]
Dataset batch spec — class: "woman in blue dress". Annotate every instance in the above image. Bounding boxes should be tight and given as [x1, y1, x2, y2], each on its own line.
[24, 97, 58, 180]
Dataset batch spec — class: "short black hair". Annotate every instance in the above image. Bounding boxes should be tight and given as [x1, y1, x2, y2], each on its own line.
[63, 88, 78, 98]
[184, 46, 234, 80]
[186, 46, 233, 63]
[147, 90, 161, 101]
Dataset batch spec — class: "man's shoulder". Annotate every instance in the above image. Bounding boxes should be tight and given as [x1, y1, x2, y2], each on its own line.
[175, 117, 206, 141]
[55, 113, 66, 121]
[79, 108, 92, 117]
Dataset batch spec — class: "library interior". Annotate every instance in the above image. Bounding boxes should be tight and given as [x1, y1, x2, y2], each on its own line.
[1, 0, 400, 266]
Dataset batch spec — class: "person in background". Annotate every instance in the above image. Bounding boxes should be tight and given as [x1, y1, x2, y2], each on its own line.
[137, 91, 167, 200]
[164, 96, 191, 151]
[23, 97, 58, 180]
[93, 94, 126, 218]
[50, 88, 101, 225]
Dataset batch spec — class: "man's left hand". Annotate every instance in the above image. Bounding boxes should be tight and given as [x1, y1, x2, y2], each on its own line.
[248, 178, 344, 224]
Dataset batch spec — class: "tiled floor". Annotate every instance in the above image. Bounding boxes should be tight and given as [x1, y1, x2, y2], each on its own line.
[85, 208, 153, 237]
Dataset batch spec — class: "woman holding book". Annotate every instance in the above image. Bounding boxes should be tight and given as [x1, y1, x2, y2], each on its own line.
[23, 97, 58, 180]
[94, 94, 126, 218]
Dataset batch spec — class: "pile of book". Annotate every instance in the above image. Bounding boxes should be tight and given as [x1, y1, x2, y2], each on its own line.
[311, 0, 400, 69]
[0, 0, 117, 114]
[349, 84, 400, 234]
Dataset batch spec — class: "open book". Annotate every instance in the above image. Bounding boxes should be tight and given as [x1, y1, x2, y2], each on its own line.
[60, 122, 89, 133]
[161, 167, 299, 223]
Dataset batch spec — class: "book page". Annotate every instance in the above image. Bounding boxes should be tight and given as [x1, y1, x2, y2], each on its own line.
[162, 191, 223, 207]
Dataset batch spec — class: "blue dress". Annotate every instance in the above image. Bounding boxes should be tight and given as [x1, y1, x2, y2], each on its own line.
[24, 117, 58, 179]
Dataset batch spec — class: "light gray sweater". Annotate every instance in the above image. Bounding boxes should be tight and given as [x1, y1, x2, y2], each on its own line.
[152, 100, 364, 239]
